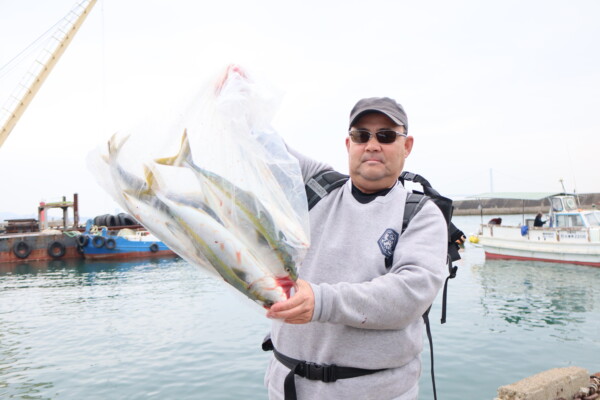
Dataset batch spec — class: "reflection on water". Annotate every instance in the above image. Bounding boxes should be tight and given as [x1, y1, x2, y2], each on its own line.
[2, 243, 599, 400]
[0, 258, 185, 399]
[473, 258, 597, 334]
[0, 258, 182, 292]
[0, 258, 271, 400]
[0, 257, 179, 277]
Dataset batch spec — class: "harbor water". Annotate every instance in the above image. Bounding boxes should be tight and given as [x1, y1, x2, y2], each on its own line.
[1, 215, 599, 400]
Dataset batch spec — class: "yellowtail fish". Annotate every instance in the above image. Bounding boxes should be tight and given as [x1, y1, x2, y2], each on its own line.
[154, 130, 307, 282]
[92, 65, 308, 309]
[104, 133, 296, 307]
[155, 191, 294, 306]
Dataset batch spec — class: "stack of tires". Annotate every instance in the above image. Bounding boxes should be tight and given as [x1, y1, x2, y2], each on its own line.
[93, 213, 137, 227]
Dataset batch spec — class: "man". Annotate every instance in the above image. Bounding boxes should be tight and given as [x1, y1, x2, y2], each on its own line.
[534, 213, 547, 227]
[264, 97, 448, 400]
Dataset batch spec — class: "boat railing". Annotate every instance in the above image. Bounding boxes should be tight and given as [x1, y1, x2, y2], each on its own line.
[480, 223, 598, 242]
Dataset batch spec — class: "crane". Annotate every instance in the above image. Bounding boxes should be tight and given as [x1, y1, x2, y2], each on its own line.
[0, 0, 97, 149]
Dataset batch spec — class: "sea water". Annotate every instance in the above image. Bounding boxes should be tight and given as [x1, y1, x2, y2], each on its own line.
[0, 215, 598, 400]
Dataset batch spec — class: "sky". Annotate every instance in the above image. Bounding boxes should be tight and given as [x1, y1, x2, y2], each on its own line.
[1, 0, 599, 220]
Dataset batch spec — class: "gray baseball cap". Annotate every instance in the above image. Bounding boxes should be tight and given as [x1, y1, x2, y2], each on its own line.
[349, 97, 408, 132]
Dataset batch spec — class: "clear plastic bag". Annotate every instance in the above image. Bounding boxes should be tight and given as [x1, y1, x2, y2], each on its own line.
[88, 65, 309, 309]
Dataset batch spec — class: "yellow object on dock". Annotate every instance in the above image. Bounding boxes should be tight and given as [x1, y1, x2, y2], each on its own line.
[469, 235, 479, 244]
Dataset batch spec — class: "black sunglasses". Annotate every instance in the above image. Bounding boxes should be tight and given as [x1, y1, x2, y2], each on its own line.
[348, 129, 407, 144]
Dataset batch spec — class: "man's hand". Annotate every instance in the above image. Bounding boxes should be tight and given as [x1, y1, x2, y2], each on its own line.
[266, 279, 314, 324]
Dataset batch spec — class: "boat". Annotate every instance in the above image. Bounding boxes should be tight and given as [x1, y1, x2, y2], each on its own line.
[77, 221, 176, 261]
[0, 230, 82, 263]
[0, 194, 84, 263]
[475, 193, 600, 267]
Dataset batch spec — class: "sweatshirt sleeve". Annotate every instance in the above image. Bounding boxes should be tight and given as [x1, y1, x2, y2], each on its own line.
[285, 145, 334, 183]
[311, 200, 448, 330]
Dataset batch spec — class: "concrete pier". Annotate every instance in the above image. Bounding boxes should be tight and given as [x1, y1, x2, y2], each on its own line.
[495, 367, 589, 400]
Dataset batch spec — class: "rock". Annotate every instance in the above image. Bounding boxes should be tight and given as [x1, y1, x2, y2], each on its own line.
[496, 367, 589, 400]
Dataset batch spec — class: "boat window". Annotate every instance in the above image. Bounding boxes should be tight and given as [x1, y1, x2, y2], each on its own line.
[556, 214, 585, 228]
[585, 212, 600, 227]
[564, 197, 578, 211]
[551, 198, 563, 211]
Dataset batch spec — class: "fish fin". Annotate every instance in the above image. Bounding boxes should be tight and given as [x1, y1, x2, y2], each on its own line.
[255, 230, 269, 246]
[231, 267, 248, 283]
[197, 203, 225, 227]
[143, 164, 157, 189]
[155, 128, 192, 167]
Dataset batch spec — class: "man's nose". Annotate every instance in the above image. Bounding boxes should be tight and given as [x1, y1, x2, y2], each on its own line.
[364, 135, 381, 150]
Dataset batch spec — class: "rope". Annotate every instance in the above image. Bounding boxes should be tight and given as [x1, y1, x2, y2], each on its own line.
[89, 225, 108, 235]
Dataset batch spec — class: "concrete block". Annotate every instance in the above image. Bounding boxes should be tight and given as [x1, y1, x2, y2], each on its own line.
[496, 366, 589, 400]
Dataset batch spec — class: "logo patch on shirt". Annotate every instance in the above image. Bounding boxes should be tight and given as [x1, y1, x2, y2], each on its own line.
[378, 229, 399, 258]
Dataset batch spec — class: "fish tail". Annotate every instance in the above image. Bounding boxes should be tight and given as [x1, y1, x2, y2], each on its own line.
[107, 133, 130, 158]
[155, 129, 192, 167]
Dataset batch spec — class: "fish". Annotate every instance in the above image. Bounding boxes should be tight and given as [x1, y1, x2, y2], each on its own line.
[92, 66, 309, 309]
[155, 191, 295, 306]
[102, 133, 201, 264]
[154, 130, 307, 282]
[103, 132, 298, 307]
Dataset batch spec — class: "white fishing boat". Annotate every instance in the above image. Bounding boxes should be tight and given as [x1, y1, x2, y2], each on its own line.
[475, 193, 600, 267]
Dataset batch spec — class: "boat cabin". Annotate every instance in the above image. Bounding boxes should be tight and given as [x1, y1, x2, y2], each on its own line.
[547, 195, 600, 229]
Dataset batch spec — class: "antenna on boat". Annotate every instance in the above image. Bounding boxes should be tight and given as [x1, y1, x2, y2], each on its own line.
[559, 178, 566, 193]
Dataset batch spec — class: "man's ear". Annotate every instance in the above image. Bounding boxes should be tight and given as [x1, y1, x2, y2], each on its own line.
[404, 136, 414, 157]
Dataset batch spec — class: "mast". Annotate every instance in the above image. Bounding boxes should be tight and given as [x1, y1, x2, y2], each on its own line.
[0, 0, 97, 149]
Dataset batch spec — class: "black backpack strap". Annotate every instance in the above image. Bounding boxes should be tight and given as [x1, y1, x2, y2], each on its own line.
[401, 192, 429, 235]
[401, 170, 461, 319]
[400, 170, 432, 188]
[440, 255, 458, 324]
[422, 308, 438, 400]
[382, 192, 428, 269]
[401, 171, 453, 225]
[305, 170, 349, 210]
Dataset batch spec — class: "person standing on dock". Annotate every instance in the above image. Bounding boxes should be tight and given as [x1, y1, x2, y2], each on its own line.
[264, 97, 448, 400]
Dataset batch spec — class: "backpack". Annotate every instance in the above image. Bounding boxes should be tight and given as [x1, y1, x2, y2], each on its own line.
[304, 169, 464, 400]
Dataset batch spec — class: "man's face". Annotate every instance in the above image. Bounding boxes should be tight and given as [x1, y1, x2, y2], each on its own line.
[345, 112, 414, 193]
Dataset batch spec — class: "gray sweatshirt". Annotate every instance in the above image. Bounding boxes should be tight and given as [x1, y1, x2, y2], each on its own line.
[265, 149, 448, 400]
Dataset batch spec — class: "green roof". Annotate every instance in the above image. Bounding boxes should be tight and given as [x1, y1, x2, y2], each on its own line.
[469, 192, 565, 201]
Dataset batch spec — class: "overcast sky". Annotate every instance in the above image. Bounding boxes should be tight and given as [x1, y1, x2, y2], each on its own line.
[1, 0, 599, 219]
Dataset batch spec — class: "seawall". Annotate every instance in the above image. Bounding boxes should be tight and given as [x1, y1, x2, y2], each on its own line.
[452, 193, 600, 216]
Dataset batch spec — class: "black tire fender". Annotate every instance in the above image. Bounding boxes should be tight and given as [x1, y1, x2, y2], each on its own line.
[92, 236, 106, 248]
[149, 243, 159, 253]
[76, 235, 89, 247]
[13, 241, 31, 259]
[48, 241, 66, 258]
[105, 238, 116, 250]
